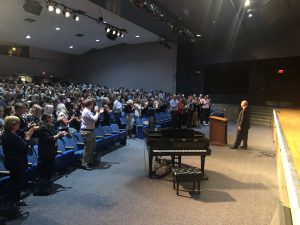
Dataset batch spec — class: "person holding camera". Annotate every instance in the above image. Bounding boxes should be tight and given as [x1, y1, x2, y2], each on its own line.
[80, 99, 102, 170]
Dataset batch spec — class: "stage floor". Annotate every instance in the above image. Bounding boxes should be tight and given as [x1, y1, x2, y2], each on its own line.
[276, 108, 300, 179]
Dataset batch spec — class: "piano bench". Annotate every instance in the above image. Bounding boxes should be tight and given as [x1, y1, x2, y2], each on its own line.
[172, 168, 203, 195]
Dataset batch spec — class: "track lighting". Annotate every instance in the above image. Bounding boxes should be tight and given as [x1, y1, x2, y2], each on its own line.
[46, 1, 54, 11]
[63, 8, 70, 18]
[48, 5, 54, 11]
[45, 0, 127, 40]
[130, 0, 196, 42]
[104, 26, 125, 40]
[55, 5, 61, 14]
[73, 14, 79, 21]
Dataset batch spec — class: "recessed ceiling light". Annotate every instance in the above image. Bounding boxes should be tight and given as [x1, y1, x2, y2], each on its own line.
[212, 20, 216, 24]
[196, 34, 202, 37]
[69, 45, 74, 49]
[96, 39, 100, 42]
[55, 27, 61, 31]
[135, 35, 140, 38]
[25, 35, 31, 39]
[248, 13, 253, 17]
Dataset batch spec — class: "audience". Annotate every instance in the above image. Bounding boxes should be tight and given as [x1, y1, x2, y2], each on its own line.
[0, 78, 213, 219]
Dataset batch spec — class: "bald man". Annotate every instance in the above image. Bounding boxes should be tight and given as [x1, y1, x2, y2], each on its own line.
[230, 100, 251, 149]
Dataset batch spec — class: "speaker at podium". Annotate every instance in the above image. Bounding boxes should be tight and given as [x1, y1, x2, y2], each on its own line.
[209, 116, 228, 146]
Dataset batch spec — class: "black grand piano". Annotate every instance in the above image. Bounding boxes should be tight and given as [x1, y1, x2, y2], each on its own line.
[147, 128, 211, 178]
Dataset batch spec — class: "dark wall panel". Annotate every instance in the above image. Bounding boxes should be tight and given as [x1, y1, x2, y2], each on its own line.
[70, 42, 177, 93]
[177, 39, 300, 106]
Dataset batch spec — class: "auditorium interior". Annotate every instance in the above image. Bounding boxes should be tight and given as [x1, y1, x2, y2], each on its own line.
[0, 0, 300, 224]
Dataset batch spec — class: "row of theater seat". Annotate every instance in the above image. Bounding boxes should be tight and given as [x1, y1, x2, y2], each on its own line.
[0, 124, 127, 196]
[108, 112, 172, 139]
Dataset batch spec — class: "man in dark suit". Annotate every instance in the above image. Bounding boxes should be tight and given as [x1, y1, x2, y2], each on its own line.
[230, 100, 250, 149]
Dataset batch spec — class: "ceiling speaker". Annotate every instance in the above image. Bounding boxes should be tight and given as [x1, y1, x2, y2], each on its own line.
[23, 0, 43, 16]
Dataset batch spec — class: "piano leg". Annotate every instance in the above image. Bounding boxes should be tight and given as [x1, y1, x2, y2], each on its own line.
[149, 154, 155, 178]
[178, 156, 182, 167]
[201, 155, 208, 180]
[171, 155, 175, 167]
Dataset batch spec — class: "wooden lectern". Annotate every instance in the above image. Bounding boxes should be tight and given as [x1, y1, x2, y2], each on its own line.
[209, 116, 228, 146]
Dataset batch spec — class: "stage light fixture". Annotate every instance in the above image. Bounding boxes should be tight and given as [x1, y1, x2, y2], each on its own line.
[73, 14, 79, 21]
[106, 27, 111, 33]
[112, 30, 116, 35]
[63, 8, 70, 17]
[47, 1, 54, 12]
[106, 32, 117, 41]
[121, 33, 124, 37]
[55, 5, 61, 14]
[117, 31, 120, 36]
[98, 16, 103, 23]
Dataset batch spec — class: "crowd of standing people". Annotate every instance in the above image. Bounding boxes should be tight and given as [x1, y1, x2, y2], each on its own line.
[0, 78, 213, 218]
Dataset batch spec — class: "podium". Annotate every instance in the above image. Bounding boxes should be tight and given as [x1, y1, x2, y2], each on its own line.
[209, 116, 228, 146]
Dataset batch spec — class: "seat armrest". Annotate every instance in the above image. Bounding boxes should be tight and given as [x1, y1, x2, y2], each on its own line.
[96, 135, 104, 139]
[65, 146, 74, 150]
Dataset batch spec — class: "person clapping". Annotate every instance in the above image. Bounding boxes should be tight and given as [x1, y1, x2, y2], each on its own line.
[35, 114, 68, 195]
[1, 116, 38, 208]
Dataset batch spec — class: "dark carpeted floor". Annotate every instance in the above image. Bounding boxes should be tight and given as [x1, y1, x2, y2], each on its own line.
[7, 123, 278, 225]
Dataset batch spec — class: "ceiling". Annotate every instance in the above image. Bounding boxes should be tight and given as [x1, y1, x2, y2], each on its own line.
[157, 0, 300, 43]
[92, 0, 300, 61]
[0, 0, 159, 55]
[0, 0, 299, 59]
